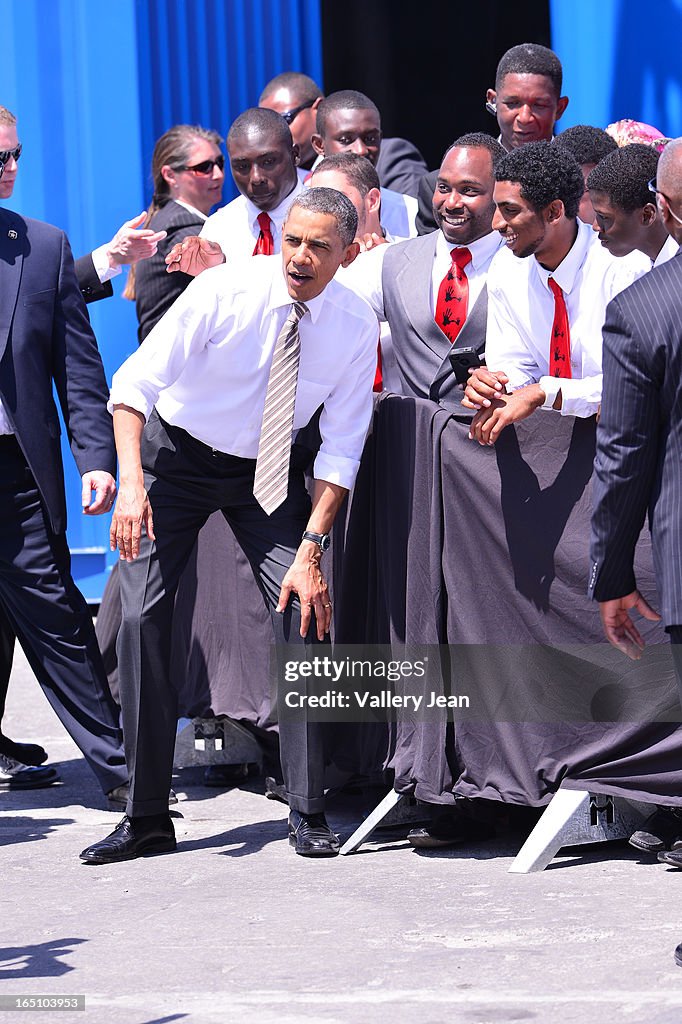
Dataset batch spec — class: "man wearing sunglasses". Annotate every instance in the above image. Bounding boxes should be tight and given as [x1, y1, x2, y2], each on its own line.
[259, 71, 322, 172]
[0, 105, 129, 800]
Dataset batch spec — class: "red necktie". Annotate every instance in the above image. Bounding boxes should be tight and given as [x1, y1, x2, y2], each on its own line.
[253, 212, 274, 255]
[548, 278, 572, 378]
[435, 247, 471, 343]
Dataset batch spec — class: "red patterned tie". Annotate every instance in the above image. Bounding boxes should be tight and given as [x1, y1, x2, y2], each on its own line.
[548, 278, 572, 378]
[435, 247, 472, 343]
[253, 212, 274, 255]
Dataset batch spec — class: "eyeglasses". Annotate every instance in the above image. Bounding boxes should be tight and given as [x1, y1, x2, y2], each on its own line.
[280, 98, 316, 125]
[174, 154, 225, 175]
[649, 177, 682, 225]
[0, 143, 22, 166]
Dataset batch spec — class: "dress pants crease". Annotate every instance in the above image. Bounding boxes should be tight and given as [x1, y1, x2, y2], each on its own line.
[118, 414, 326, 818]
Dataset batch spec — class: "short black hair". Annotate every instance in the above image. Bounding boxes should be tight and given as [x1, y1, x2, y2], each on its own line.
[226, 107, 292, 150]
[288, 187, 358, 247]
[259, 71, 322, 105]
[495, 43, 563, 96]
[443, 132, 505, 167]
[586, 143, 660, 213]
[311, 153, 380, 197]
[495, 140, 584, 220]
[316, 90, 380, 137]
[553, 125, 618, 167]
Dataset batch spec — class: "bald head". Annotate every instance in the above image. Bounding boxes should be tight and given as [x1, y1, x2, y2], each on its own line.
[656, 139, 682, 242]
[658, 139, 682, 201]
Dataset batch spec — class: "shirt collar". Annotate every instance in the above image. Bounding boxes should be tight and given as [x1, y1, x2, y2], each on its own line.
[174, 199, 207, 221]
[534, 219, 591, 295]
[245, 177, 305, 236]
[268, 256, 325, 324]
[435, 228, 503, 271]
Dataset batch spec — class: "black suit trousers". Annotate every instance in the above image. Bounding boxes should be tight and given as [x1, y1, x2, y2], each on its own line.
[117, 413, 326, 818]
[0, 437, 127, 792]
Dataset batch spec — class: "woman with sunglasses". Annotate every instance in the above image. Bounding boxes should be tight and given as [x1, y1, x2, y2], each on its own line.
[123, 124, 225, 343]
[98, 125, 226, 719]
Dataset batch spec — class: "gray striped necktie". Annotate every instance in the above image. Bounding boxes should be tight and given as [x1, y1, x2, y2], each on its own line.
[253, 300, 309, 515]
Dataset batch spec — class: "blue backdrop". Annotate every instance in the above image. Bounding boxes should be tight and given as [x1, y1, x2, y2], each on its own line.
[0, 0, 323, 600]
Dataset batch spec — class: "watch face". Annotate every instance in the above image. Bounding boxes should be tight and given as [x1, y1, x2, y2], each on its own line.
[320, 534, 331, 551]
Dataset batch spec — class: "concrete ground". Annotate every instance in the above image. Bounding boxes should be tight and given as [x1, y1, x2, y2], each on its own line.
[2, 644, 682, 1024]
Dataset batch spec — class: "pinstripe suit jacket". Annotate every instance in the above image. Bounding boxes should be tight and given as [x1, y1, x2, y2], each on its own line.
[589, 246, 682, 624]
[134, 200, 204, 344]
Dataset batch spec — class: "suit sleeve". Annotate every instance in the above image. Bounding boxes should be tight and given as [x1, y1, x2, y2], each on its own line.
[589, 295, 661, 600]
[52, 233, 116, 477]
[376, 137, 429, 199]
[415, 170, 438, 236]
[74, 253, 114, 304]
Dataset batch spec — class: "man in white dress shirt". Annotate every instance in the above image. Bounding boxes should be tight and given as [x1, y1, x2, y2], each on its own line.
[587, 143, 679, 269]
[80, 188, 378, 864]
[198, 107, 304, 259]
[310, 90, 418, 240]
[464, 141, 646, 444]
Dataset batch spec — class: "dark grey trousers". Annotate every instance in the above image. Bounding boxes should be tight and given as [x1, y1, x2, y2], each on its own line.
[117, 413, 326, 817]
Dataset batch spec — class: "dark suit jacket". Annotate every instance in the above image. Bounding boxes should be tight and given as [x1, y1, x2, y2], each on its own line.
[0, 208, 115, 535]
[75, 253, 113, 303]
[589, 248, 682, 625]
[134, 200, 204, 343]
[381, 231, 488, 411]
[416, 169, 438, 235]
[376, 137, 429, 199]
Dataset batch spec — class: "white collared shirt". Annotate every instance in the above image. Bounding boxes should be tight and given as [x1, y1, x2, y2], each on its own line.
[430, 229, 505, 318]
[485, 221, 648, 417]
[653, 234, 679, 268]
[108, 255, 378, 490]
[199, 180, 305, 259]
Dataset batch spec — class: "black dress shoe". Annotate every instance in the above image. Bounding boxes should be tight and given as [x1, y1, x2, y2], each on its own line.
[657, 848, 682, 868]
[0, 753, 60, 790]
[203, 763, 249, 787]
[106, 783, 178, 812]
[675, 943, 682, 968]
[80, 814, 176, 864]
[288, 811, 340, 857]
[0, 734, 48, 766]
[407, 808, 496, 849]
[629, 807, 682, 853]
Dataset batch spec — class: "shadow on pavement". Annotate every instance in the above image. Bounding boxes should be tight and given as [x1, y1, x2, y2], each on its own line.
[0, 815, 75, 847]
[0, 937, 86, 978]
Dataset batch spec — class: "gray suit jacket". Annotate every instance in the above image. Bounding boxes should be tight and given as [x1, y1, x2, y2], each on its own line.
[589, 248, 682, 624]
[381, 231, 488, 411]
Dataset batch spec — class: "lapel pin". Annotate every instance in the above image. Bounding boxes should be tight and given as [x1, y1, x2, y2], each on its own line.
[8, 230, 17, 239]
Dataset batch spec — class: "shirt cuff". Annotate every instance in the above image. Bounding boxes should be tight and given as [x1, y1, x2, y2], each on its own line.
[91, 244, 123, 283]
[313, 452, 360, 491]
[107, 386, 153, 420]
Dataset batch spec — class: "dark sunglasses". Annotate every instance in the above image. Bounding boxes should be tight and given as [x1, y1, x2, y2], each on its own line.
[0, 143, 22, 165]
[175, 154, 225, 176]
[280, 98, 316, 125]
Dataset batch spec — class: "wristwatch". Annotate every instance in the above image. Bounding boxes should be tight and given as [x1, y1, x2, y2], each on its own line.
[302, 530, 331, 552]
